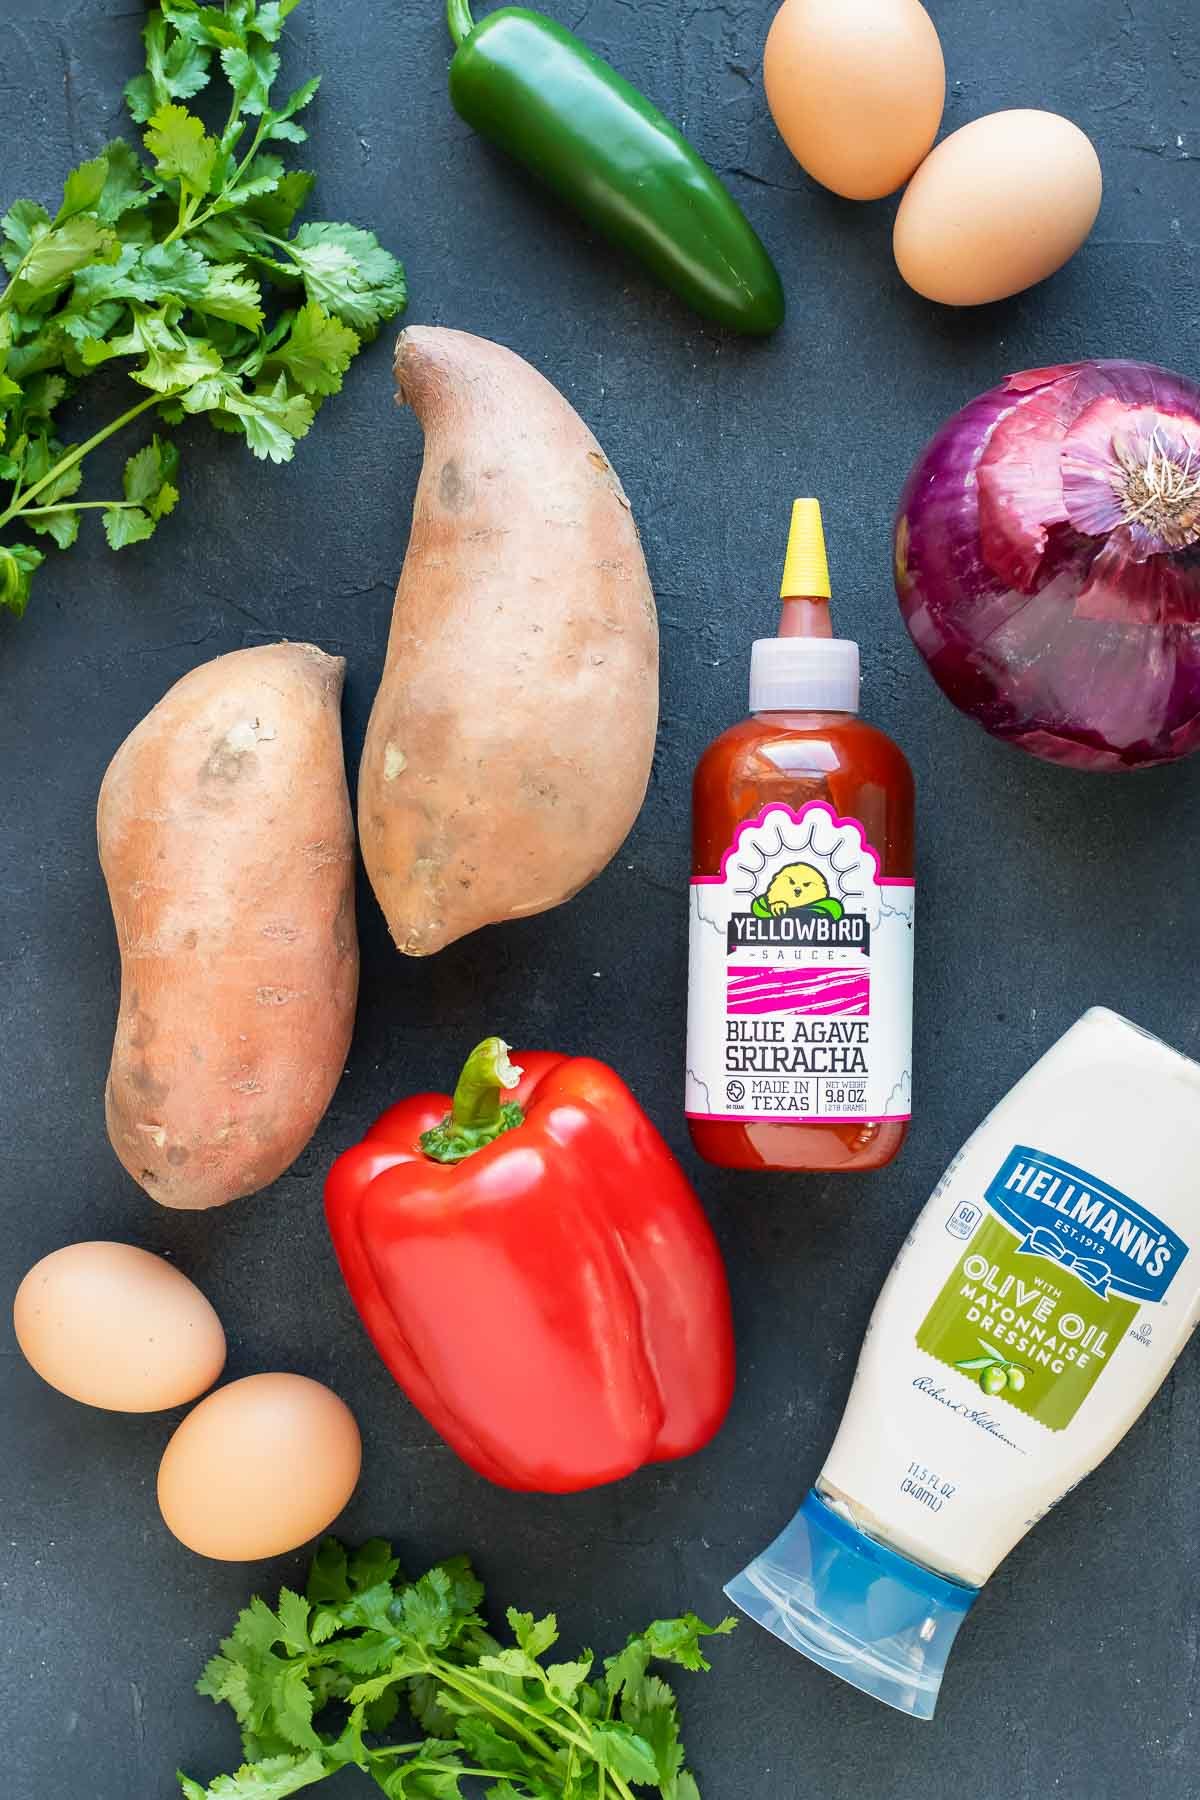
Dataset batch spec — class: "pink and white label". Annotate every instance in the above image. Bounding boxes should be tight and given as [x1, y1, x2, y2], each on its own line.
[686, 802, 913, 1125]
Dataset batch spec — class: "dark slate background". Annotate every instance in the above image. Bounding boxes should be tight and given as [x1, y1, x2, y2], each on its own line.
[3, 1, 1199, 1795]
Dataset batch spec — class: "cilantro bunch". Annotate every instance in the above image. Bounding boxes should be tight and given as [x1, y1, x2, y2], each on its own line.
[181, 1537, 735, 1800]
[0, 0, 406, 617]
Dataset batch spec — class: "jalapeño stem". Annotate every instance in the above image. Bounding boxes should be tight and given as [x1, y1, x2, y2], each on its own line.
[447, 0, 477, 49]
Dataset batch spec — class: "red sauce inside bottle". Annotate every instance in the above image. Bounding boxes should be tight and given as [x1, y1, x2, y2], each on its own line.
[689, 711, 914, 1172]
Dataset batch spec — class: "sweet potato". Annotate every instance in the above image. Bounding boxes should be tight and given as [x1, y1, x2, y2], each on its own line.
[99, 643, 358, 1210]
[359, 327, 659, 956]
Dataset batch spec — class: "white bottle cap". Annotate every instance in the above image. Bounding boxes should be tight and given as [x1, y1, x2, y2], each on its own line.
[750, 636, 860, 714]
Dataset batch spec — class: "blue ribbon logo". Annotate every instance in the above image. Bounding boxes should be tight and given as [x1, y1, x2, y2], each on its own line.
[1017, 1225, 1112, 1298]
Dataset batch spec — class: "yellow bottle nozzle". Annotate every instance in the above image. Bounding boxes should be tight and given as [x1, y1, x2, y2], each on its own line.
[780, 497, 831, 601]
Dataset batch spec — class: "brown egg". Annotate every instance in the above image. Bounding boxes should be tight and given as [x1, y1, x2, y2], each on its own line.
[12, 1241, 225, 1411]
[157, 1373, 361, 1560]
[894, 110, 1103, 305]
[763, 0, 945, 200]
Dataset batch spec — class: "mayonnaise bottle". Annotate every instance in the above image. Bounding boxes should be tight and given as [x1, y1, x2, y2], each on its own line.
[727, 1008, 1200, 1717]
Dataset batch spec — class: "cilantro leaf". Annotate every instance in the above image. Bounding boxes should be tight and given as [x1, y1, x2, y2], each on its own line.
[11, 370, 56, 413]
[96, 138, 155, 223]
[244, 169, 315, 235]
[193, 215, 261, 260]
[347, 1656, 426, 1708]
[589, 1721, 662, 1786]
[2, 200, 51, 274]
[0, 542, 44, 615]
[264, 77, 320, 144]
[436, 1557, 485, 1622]
[375, 1762, 464, 1800]
[269, 1662, 321, 1752]
[305, 1539, 351, 1606]
[263, 119, 308, 147]
[145, 103, 218, 197]
[38, 509, 80, 549]
[56, 155, 110, 224]
[363, 1687, 401, 1736]
[177, 1751, 334, 1800]
[15, 217, 118, 304]
[127, 11, 214, 124]
[638, 1615, 737, 1674]
[219, 373, 313, 462]
[27, 444, 82, 546]
[605, 1638, 650, 1701]
[395, 1568, 465, 1653]
[104, 505, 159, 549]
[59, 242, 210, 339]
[22, 436, 81, 506]
[269, 221, 407, 336]
[406, 1672, 457, 1739]
[223, 154, 285, 210]
[349, 1539, 403, 1595]
[267, 301, 358, 396]
[453, 1717, 527, 1775]
[505, 1609, 560, 1661]
[544, 1657, 593, 1704]
[275, 1590, 313, 1657]
[620, 1672, 685, 1788]
[197, 264, 265, 331]
[83, 313, 224, 394]
[247, 2, 299, 46]
[221, 42, 280, 116]
[476, 1647, 542, 1681]
[123, 434, 180, 518]
[138, 239, 213, 298]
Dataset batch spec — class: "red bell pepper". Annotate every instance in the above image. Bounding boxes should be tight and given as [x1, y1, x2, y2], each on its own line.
[325, 1038, 735, 1493]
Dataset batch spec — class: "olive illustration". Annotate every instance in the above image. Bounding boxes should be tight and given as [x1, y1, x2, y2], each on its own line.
[1005, 1366, 1027, 1392]
[980, 1364, 1009, 1395]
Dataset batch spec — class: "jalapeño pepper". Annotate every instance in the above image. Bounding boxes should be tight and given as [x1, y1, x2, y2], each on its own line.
[446, 0, 785, 335]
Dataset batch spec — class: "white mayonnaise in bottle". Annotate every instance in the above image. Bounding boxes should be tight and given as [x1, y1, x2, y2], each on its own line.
[727, 1008, 1200, 1716]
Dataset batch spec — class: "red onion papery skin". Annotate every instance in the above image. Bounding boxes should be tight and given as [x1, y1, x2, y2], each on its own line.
[894, 360, 1200, 771]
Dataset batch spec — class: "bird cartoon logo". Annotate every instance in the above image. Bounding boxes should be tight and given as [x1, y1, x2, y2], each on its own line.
[751, 861, 846, 922]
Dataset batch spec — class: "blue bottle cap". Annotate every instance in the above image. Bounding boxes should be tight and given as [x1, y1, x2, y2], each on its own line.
[724, 1490, 979, 1719]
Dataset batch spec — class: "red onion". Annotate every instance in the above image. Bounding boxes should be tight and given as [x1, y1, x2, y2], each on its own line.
[894, 360, 1200, 771]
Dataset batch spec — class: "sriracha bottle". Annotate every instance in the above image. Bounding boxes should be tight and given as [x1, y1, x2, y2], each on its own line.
[686, 500, 915, 1173]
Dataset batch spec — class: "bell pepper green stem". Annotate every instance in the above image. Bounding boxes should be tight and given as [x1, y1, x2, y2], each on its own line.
[447, 0, 476, 49]
[419, 1036, 525, 1163]
[451, 1037, 522, 1128]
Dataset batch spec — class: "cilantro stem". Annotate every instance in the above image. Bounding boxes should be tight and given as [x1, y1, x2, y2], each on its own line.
[430, 1660, 639, 1800]
[219, 87, 246, 151]
[366, 1745, 532, 1784]
[164, 115, 271, 247]
[414, 1767, 520, 1781]
[18, 501, 138, 516]
[597, 1680, 616, 1800]
[426, 1661, 558, 1763]
[0, 392, 164, 530]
